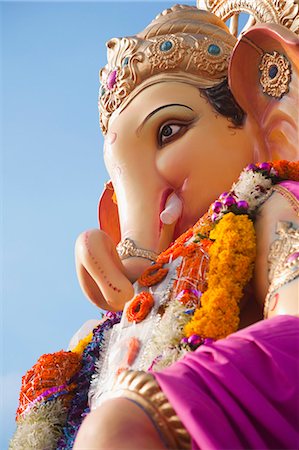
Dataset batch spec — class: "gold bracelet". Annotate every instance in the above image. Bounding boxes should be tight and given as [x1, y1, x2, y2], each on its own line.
[107, 370, 191, 450]
[117, 238, 158, 262]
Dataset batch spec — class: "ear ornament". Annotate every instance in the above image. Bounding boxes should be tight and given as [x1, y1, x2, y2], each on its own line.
[259, 51, 292, 99]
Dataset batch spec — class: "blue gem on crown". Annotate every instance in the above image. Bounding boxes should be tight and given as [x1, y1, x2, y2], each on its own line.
[160, 40, 173, 52]
[269, 64, 278, 79]
[122, 56, 129, 67]
[208, 44, 221, 56]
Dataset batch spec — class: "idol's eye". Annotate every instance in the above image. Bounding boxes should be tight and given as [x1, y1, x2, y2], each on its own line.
[158, 122, 190, 147]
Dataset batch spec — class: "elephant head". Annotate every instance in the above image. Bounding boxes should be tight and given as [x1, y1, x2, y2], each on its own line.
[76, 5, 298, 311]
[97, 6, 298, 283]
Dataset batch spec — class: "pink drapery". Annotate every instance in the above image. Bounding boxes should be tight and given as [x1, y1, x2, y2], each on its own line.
[154, 315, 299, 449]
[154, 180, 299, 449]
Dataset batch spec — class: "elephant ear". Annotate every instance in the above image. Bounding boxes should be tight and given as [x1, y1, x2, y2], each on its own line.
[98, 181, 121, 246]
[229, 24, 299, 161]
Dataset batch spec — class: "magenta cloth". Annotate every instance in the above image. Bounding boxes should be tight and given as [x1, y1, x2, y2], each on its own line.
[153, 315, 299, 449]
[279, 180, 299, 199]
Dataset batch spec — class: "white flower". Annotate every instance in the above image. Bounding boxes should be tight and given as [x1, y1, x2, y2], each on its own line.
[141, 300, 191, 370]
[153, 346, 188, 371]
[232, 170, 273, 211]
[10, 399, 67, 450]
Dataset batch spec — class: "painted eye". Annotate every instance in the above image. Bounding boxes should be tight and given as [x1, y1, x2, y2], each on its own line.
[159, 124, 183, 145]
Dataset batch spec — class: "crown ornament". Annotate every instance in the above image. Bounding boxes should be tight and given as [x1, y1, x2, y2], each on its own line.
[98, 2, 299, 133]
[198, 0, 299, 36]
[98, 6, 237, 134]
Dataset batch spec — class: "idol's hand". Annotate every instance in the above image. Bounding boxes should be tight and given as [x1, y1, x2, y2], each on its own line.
[75, 229, 134, 311]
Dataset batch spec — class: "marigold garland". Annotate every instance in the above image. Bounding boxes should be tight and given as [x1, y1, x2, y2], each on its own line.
[271, 160, 299, 181]
[172, 239, 212, 306]
[16, 350, 81, 419]
[57, 312, 122, 448]
[126, 292, 154, 323]
[138, 263, 169, 287]
[157, 228, 194, 265]
[184, 213, 256, 340]
[156, 214, 213, 267]
[12, 161, 299, 448]
[128, 161, 298, 349]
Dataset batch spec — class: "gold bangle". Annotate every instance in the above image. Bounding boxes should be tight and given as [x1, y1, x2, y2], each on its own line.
[107, 370, 191, 450]
[117, 238, 158, 262]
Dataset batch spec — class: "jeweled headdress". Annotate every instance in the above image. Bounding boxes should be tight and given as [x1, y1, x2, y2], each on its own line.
[98, 5, 237, 134]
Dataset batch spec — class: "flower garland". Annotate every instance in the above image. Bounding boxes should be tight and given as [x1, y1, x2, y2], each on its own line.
[272, 160, 299, 181]
[138, 263, 169, 286]
[11, 312, 122, 450]
[137, 160, 299, 365]
[142, 299, 191, 372]
[171, 161, 299, 342]
[10, 400, 68, 450]
[16, 350, 82, 419]
[57, 311, 122, 449]
[172, 239, 212, 307]
[11, 160, 299, 448]
[184, 213, 256, 340]
[178, 161, 298, 344]
[71, 331, 93, 356]
[126, 292, 154, 322]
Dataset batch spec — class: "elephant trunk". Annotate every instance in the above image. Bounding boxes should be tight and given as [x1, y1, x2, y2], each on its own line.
[113, 171, 182, 282]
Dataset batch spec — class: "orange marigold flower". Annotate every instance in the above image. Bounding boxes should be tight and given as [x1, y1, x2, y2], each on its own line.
[16, 350, 81, 419]
[138, 263, 168, 287]
[184, 213, 256, 341]
[272, 160, 299, 181]
[126, 292, 154, 323]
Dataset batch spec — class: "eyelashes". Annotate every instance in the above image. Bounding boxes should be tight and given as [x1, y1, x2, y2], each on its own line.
[157, 119, 195, 148]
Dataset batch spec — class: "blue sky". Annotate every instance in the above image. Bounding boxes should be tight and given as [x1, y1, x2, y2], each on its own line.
[2, 1, 197, 447]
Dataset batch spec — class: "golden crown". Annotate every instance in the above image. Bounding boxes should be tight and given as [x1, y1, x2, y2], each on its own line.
[98, 5, 236, 134]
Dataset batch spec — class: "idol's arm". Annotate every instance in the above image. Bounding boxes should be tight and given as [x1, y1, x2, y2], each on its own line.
[254, 189, 299, 318]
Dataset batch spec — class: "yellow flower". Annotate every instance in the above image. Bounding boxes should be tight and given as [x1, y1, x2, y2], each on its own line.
[71, 332, 93, 356]
[185, 213, 256, 340]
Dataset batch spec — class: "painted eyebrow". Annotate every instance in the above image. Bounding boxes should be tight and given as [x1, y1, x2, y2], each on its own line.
[137, 103, 194, 134]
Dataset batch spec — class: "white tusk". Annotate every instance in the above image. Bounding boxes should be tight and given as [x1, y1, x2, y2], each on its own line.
[160, 193, 183, 225]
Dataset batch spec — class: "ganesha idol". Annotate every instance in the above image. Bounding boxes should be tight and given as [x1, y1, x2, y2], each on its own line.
[11, 3, 299, 450]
